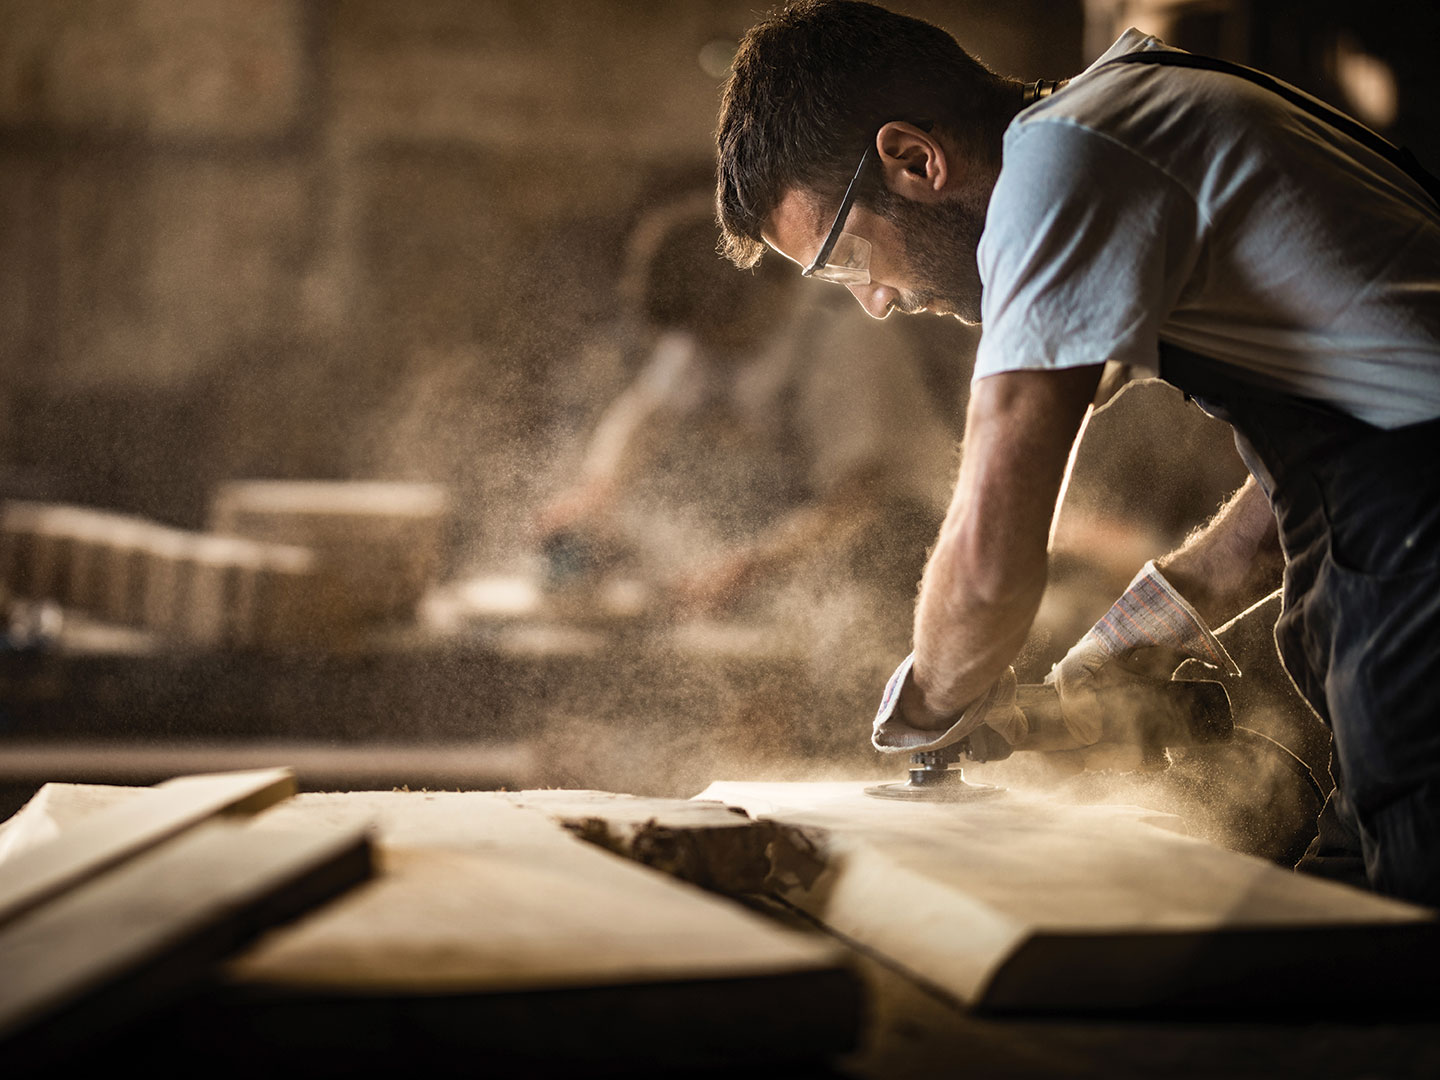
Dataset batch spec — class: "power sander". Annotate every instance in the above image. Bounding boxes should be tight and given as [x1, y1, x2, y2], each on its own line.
[865, 676, 1233, 801]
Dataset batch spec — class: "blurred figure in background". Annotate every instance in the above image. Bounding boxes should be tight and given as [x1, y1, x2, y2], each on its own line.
[536, 191, 960, 689]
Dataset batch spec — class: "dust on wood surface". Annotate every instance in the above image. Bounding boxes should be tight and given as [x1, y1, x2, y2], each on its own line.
[229, 790, 842, 992]
[694, 780, 1439, 1010]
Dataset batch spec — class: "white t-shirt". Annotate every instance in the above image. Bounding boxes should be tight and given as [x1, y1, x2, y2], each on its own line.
[974, 29, 1440, 429]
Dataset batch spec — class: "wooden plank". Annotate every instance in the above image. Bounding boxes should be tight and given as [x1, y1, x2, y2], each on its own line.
[0, 744, 538, 797]
[0, 783, 140, 866]
[0, 819, 372, 1067]
[233, 790, 845, 991]
[206, 790, 862, 1068]
[695, 781, 1440, 1013]
[0, 768, 295, 930]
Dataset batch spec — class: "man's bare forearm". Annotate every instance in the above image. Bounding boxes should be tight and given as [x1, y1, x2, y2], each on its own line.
[1155, 476, 1283, 625]
[902, 366, 1101, 729]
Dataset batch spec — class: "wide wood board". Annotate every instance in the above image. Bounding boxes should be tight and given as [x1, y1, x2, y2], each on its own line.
[696, 780, 1439, 1012]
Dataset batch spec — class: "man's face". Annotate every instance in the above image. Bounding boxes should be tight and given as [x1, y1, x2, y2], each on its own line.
[763, 185, 988, 323]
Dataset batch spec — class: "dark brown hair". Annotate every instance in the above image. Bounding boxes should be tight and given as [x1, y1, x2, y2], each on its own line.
[715, 0, 1007, 267]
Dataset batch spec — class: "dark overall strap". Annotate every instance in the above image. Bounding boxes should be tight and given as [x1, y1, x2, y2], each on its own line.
[1104, 50, 1440, 211]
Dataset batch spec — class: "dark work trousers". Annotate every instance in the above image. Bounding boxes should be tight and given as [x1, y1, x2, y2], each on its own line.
[1161, 347, 1440, 905]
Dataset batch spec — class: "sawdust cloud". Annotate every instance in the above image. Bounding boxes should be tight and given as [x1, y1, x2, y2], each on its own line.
[340, 206, 1324, 877]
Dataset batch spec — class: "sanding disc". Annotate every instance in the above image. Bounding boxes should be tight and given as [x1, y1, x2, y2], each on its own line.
[863, 779, 1004, 802]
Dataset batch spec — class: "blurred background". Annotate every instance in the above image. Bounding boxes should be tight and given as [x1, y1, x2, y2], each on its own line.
[0, 0, 1434, 816]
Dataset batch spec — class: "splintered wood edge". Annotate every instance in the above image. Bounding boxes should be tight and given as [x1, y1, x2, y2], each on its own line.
[502, 791, 774, 893]
[0, 768, 297, 932]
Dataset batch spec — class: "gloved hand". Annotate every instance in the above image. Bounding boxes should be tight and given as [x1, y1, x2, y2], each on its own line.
[1049, 560, 1239, 746]
[872, 653, 1028, 755]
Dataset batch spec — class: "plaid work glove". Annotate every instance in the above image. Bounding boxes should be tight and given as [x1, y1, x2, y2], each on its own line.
[1049, 560, 1239, 745]
[872, 653, 1028, 755]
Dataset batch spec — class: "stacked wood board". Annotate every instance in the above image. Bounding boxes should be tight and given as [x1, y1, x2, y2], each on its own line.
[1, 482, 450, 647]
[0, 502, 323, 647]
[0, 780, 859, 1074]
[0, 769, 373, 1069]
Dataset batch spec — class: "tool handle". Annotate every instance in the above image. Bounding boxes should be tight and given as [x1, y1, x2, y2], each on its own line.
[1013, 678, 1233, 753]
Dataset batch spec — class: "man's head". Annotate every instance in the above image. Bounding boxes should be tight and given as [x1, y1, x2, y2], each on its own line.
[715, 0, 1014, 322]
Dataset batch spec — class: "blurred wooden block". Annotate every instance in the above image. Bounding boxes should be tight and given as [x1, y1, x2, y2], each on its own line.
[209, 481, 450, 625]
[139, 527, 193, 635]
[1, 504, 156, 613]
[65, 512, 116, 613]
[3, 503, 80, 603]
[0, 819, 372, 1068]
[183, 536, 262, 647]
[95, 520, 158, 625]
[136, 530, 322, 648]
[0, 501, 350, 649]
[242, 542, 330, 648]
[0, 501, 41, 598]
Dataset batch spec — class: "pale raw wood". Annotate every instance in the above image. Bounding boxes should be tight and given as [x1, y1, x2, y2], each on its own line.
[442, 573, 652, 626]
[0, 786, 858, 1065]
[0, 768, 296, 930]
[18, 505, 81, 602]
[0, 500, 334, 646]
[231, 790, 844, 992]
[205, 791, 861, 1067]
[139, 526, 193, 633]
[0, 819, 372, 1066]
[697, 781, 1440, 1012]
[0, 783, 143, 866]
[182, 534, 251, 646]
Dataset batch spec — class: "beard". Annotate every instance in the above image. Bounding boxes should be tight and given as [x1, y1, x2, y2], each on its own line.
[872, 189, 989, 323]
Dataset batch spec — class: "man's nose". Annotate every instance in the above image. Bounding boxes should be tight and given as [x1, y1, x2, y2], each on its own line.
[847, 283, 895, 320]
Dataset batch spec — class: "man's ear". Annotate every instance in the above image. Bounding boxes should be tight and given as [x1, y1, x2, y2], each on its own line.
[875, 121, 951, 202]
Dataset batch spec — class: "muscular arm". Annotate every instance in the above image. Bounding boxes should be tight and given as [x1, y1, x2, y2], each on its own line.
[900, 365, 1101, 730]
[1155, 475, 1283, 625]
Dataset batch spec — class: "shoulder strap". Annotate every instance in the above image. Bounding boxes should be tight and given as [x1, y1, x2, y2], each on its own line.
[1103, 50, 1440, 210]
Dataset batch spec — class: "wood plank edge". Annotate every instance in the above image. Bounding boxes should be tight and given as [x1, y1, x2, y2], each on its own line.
[0, 768, 296, 931]
[3, 825, 373, 1070]
[977, 919, 1440, 1015]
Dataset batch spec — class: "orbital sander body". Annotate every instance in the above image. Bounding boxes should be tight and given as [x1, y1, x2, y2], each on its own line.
[866, 677, 1233, 801]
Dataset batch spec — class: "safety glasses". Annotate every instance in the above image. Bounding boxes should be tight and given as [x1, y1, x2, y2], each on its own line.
[801, 141, 876, 286]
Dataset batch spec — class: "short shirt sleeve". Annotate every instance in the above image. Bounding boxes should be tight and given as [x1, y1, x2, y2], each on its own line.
[974, 120, 1203, 382]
